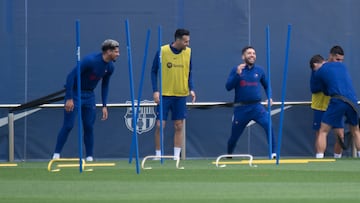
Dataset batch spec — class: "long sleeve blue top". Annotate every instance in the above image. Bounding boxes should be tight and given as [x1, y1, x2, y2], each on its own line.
[151, 44, 194, 92]
[311, 62, 357, 103]
[226, 64, 270, 103]
[64, 52, 114, 106]
[310, 70, 327, 94]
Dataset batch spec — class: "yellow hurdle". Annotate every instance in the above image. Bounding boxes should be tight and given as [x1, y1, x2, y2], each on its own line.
[57, 163, 116, 168]
[47, 158, 85, 172]
[47, 158, 116, 172]
[0, 163, 18, 167]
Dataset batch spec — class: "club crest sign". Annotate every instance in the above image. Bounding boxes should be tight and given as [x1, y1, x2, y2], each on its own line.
[124, 100, 156, 134]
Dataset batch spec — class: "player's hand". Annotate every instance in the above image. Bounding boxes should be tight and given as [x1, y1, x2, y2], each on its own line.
[153, 91, 160, 104]
[236, 63, 246, 75]
[64, 99, 74, 112]
[190, 90, 196, 103]
[101, 107, 108, 120]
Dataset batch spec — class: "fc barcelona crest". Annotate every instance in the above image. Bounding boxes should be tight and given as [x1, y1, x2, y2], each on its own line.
[124, 100, 156, 134]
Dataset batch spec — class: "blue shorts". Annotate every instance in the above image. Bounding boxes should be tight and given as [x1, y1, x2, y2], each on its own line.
[322, 99, 358, 128]
[156, 96, 187, 120]
[312, 109, 324, 131]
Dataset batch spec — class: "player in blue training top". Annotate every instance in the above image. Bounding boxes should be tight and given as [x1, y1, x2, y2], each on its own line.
[310, 46, 345, 159]
[52, 39, 120, 161]
[225, 46, 276, 158]
[310, 55, 360, 158]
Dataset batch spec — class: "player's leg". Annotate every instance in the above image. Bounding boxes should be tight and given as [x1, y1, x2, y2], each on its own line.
[154, 96, 170, 157]
[349, 125, 360, 157]
[253, 104, 276, 158]
[312, 110, 323, 156]
[53, 108, 76, 159]
[318, 99, 344, 158]
[317, 123, 331, 158]
[155, 120, 166, 156]
[171, 97, 187, 159]
[333, 128, 344, 158]
[227, 108, 250, 154]
[82, 103, 96, 161]
[333, 108, 345, 158]
[344, 105, 360, 157]
[173, 119, 184, 159]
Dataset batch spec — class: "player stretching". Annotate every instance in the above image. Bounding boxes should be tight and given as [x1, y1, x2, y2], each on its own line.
[225, 46, 276, 158]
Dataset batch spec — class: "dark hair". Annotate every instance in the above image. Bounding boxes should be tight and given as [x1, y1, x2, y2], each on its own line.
[101, 39, 119, 52]
[242, 46, 255, 55]
[330, 45, 344, 56]
[309, 54, 325, 69]
[174, 29, 190, 40]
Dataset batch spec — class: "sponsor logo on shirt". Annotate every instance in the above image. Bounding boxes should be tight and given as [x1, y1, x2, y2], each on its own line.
[240, 80, 258, 87]
[166, 62, 184, 68]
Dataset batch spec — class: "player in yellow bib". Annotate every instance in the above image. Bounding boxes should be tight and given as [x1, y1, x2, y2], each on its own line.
[151, 29, 196, 160]
[160, 44, 191, 96]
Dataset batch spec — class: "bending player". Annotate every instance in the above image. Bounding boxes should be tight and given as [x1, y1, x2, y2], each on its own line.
[52, 39, 120, 161]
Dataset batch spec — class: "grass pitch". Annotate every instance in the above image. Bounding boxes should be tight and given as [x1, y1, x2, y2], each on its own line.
[0, 158, 360, 203]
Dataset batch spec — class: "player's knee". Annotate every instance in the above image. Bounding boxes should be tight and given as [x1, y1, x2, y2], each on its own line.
[62, 123, 74, 131]
[156, 120, 166, 128]
[82, 121, 94, 132]
[174, 121, 184, 131]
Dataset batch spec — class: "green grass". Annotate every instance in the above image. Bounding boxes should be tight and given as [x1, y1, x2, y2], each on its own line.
[1, 159, 360, 203]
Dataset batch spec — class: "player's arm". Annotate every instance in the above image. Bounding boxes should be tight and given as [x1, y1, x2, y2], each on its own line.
[225, 65, 242, 91]
[260, 69, 271, 99]
[151, 51, 160, 103]
[101, 66, 113, 120]
[64, 68, 77, 101]
[64, 68, 76, 112]
[310, 71, 322, 93]
[188, 54, 196, 103]
[101, 69, 113, 107]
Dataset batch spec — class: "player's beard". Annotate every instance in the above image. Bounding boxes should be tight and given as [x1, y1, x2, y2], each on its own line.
[244, 57, 255, 66]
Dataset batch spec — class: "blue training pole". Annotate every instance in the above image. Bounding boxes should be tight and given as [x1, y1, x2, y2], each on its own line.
[158, 26, 164, 163]
[75, 19, 83, 173]
[266, 25, 273, 160]
[128, 29, 151, 164]
[276, 24, 292, 165]
[125, 19, 140, 174]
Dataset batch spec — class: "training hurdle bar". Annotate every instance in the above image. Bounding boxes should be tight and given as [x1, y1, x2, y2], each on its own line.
[213, 158, 336, 166]
[47, 158, 116, 172]
[141, 155, 184, 169]
[215, 154, 257, 168]
[0, 163, 18, 167]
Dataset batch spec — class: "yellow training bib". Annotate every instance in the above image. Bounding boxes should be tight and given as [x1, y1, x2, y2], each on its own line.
[161, 45, 191, 96]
